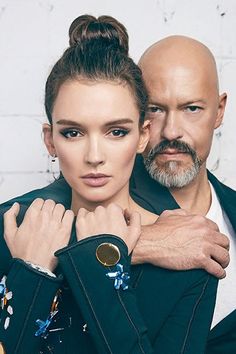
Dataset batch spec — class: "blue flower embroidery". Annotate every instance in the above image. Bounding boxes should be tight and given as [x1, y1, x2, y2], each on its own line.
[0, 276, 14, 330]
[106, 263, 130, 290]
[35, 310, 58, 338]
[0, 276, 7, 297]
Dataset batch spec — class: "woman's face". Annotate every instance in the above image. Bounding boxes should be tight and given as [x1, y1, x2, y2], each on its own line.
[44, 80, 149, 206]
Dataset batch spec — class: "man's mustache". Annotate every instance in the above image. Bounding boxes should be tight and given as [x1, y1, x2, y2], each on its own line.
[146, 140, 197, 162]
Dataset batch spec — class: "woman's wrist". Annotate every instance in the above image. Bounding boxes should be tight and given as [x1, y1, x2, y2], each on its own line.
[24, 261, 56, 278]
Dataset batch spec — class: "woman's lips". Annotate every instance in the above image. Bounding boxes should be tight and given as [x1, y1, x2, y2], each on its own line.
[81, 174, 111, 187]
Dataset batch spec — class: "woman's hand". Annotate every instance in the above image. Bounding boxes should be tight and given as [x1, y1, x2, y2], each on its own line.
[4, 198, 74, 271]
[76, 203, 141, 254]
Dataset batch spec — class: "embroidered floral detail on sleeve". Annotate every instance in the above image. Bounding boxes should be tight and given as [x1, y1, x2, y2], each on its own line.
[35, 291, 60, 339]
[106, 263, 130, 290]
[0, 275, 14, 330]
[0, 276, 7, 297]
[35, 310, 59, 338]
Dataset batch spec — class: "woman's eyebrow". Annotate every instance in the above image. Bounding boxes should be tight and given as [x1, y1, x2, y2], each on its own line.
[55, 118, 135, 127]
[103, 118, 134, 127]
[56, 119, 81, 126]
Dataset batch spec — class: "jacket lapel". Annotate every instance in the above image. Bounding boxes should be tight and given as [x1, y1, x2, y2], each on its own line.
[208, 309, 236, 341]
[208, 171, 236, 234]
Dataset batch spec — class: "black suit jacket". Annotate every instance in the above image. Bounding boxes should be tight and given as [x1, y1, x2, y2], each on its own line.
[0, 166, 218, 353]
[131, 155, 236, 354]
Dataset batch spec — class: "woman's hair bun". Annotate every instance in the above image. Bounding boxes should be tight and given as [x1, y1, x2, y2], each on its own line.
[68, 15, 129, 55]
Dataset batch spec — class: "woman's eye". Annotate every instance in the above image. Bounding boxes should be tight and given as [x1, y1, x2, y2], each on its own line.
[60, 129, 82, 138]
[185, 106, 202, 113]
[109, 129, 129, 137]
[147, 106, 163, 114]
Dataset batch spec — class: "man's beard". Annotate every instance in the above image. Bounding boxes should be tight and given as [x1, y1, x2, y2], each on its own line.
[143, 140, 202, 188]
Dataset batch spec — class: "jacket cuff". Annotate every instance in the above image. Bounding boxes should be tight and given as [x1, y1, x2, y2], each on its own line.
[0, 258, 62, 354]
[56, 235, 150, 353]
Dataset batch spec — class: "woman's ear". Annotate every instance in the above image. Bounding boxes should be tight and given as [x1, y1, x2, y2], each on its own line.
[137, 119, 150, 154]
[43, 123, 56, 157]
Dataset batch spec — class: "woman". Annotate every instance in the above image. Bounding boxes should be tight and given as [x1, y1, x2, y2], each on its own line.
[0, 15, 217, 354]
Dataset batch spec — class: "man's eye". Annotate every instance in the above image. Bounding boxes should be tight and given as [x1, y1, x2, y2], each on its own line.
[185, 106, 202, 113]
[60, 129, 82, 138]
[147, 106, 163, 113]
[108, 129, 129, 137]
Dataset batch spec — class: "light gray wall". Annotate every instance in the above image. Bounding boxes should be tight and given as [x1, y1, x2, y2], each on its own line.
[0, 0, 235, 202]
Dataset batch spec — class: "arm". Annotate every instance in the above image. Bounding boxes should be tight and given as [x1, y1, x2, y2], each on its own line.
[0, 198, 74, 353]
[57, 235, 153, 354]
[132, 209, 230, 279]
[57, 235, 217, 354]
[56, 204, 217, 354]
[153, 271, 218, 353]
[0, 259, 62, 354]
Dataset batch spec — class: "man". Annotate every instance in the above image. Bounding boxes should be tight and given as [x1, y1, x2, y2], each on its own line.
[130, 35, 236, 353]
[0, 36, 231, 353]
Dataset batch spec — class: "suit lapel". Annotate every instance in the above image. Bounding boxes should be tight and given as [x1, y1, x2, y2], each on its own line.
[208, 171, 236, 234]
[208, 309, 236, 341]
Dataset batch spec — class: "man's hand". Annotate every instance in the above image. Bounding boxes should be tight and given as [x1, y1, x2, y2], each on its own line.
[132, 209, 230, 279]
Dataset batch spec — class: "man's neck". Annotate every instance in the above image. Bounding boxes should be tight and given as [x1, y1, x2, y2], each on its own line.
[169, 168, 211, 216]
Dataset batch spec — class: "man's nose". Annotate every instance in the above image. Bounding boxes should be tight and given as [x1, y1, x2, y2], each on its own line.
[161, 111, 183, 141]
[84, 138, 105, 166]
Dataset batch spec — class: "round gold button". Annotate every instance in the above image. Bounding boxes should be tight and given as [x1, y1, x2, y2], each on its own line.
[0, 343, 6, 354]
[96, 243, 120, 266]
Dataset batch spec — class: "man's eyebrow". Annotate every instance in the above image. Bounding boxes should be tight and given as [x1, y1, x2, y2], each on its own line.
[148, 99, 207, 106]
[148, 100, 166, 107]
[179, 99, 207, 106]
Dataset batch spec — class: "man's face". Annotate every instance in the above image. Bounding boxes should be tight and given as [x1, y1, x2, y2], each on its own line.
[142, 64, 226, 188]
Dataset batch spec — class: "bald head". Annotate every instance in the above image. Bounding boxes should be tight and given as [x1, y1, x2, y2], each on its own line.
[139, 35, 219, 93]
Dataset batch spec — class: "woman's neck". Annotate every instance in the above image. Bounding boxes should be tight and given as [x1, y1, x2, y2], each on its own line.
[71, 185, 157, 225]
[71, 184, 133, 214]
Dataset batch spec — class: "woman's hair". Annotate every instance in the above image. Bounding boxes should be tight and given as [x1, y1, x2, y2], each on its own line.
[45, 15, 148, 125]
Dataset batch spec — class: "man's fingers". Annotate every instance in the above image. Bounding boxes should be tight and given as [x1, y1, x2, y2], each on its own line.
[204, 259, 226, 279]
[210, 244, 230, 269]
[212, 232, 230, 250]
[205, 217, 220, 231]
[4, 202, 20, 237]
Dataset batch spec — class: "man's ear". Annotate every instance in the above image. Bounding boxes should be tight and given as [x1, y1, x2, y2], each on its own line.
[42, 123, 56, 156]
[137, 120, 150, 153]
[215, 92, 227, 129]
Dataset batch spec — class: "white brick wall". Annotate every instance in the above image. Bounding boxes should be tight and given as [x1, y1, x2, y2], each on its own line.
[0, 0, 235, 202]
